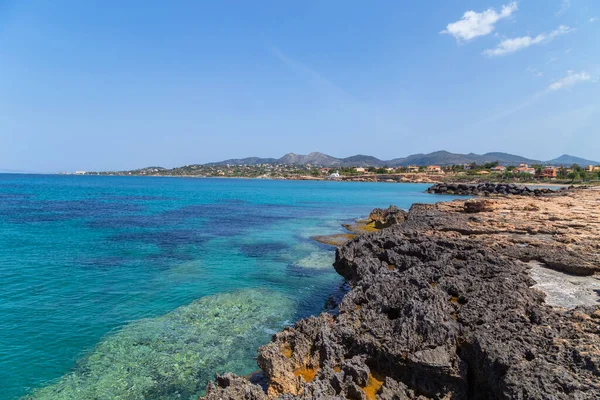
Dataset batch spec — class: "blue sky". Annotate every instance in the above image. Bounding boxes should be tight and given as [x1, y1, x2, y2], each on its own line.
[0, 0, 598, 172]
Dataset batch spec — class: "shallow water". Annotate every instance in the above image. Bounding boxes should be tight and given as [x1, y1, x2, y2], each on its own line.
[0, 175, 456, 399]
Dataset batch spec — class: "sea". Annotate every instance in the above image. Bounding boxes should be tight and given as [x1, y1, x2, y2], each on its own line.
[0, 174, 458, 400]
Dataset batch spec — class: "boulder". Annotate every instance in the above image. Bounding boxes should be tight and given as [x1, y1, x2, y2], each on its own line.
[368, 206, 408, 229]
[464, 199, 496, 213]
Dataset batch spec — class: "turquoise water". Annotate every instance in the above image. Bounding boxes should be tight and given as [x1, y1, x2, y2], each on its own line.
[0, 175, 453, 399]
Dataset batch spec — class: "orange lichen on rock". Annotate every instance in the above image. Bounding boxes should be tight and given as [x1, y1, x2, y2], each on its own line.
[344, 220, 380, 233]
[361, 222, 379, 232]
[280, 343, 292, 359]
[387, 264, 395, 270]
[362, 372, 385, 400]
[293, 366, 318, 383]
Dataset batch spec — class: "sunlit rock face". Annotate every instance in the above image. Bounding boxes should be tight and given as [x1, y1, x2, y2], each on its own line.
[24, 289, 294, 400]
[529, 261, 600, 308]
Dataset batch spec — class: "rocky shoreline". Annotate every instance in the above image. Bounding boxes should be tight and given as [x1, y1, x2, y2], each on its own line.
[202, 187, 600, 399]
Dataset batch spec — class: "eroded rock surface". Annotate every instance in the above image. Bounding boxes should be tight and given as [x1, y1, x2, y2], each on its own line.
[368, 206, 408, 229]
[202, 188, 600, 400]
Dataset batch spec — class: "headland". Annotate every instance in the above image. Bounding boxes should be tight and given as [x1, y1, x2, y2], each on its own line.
[201, 186, 600, 399]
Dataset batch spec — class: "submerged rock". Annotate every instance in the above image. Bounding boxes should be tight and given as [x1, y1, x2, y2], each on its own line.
[201, 188, 600, 399]
[24, 289, 294, 400]
[311, 233, 356, 247]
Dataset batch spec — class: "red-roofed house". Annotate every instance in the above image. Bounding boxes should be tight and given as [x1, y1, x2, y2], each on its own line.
[540, 167, 558, 178]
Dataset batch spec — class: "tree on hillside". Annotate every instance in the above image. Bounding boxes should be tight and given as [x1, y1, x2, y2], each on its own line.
[483, 161, 499, 169]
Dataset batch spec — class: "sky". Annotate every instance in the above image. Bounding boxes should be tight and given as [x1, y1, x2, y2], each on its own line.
[0, 0, 599, 172]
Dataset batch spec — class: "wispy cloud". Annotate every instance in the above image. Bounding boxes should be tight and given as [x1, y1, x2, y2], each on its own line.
[548, 70, 592, 90]
[441, 2, 517, 41]
[591, 17, 599, 23]
[474, 70, 594, 126]
[271, 46, 348, 97]
[483, 25, 574, 56]
[526, 67, 544, 77]
[555, 0, 571, 16]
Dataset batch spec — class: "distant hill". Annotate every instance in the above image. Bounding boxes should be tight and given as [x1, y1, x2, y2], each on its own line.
[479, 152, 542, 165]
[340, 155, 386, 167]
[205, 157, 277, 166]
[545, 154, 599, 166]
[277, 152, 341, 166]
[386, 151, 544, 167]
[202, 151, 598, 167]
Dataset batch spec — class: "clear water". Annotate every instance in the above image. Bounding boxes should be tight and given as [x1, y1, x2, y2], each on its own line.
[0, 175, 455, 399]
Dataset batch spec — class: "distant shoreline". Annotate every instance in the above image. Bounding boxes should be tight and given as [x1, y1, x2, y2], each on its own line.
[59, 172, 588, 187]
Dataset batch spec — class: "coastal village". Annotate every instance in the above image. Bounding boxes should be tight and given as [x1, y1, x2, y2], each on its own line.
[85, 161, 600, 184]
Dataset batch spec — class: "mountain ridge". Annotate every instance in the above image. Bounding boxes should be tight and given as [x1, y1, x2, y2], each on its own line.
[203, 151, 599, 167]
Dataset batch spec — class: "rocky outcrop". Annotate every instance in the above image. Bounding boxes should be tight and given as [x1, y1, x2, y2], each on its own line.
[367, 206, 408, 229]
[203, 374, 267, 400]
[201, 188, 600, 400]
[425, 182, 566, 196]
[313, 206, 407, 247]
[463, 199, 496, 213]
